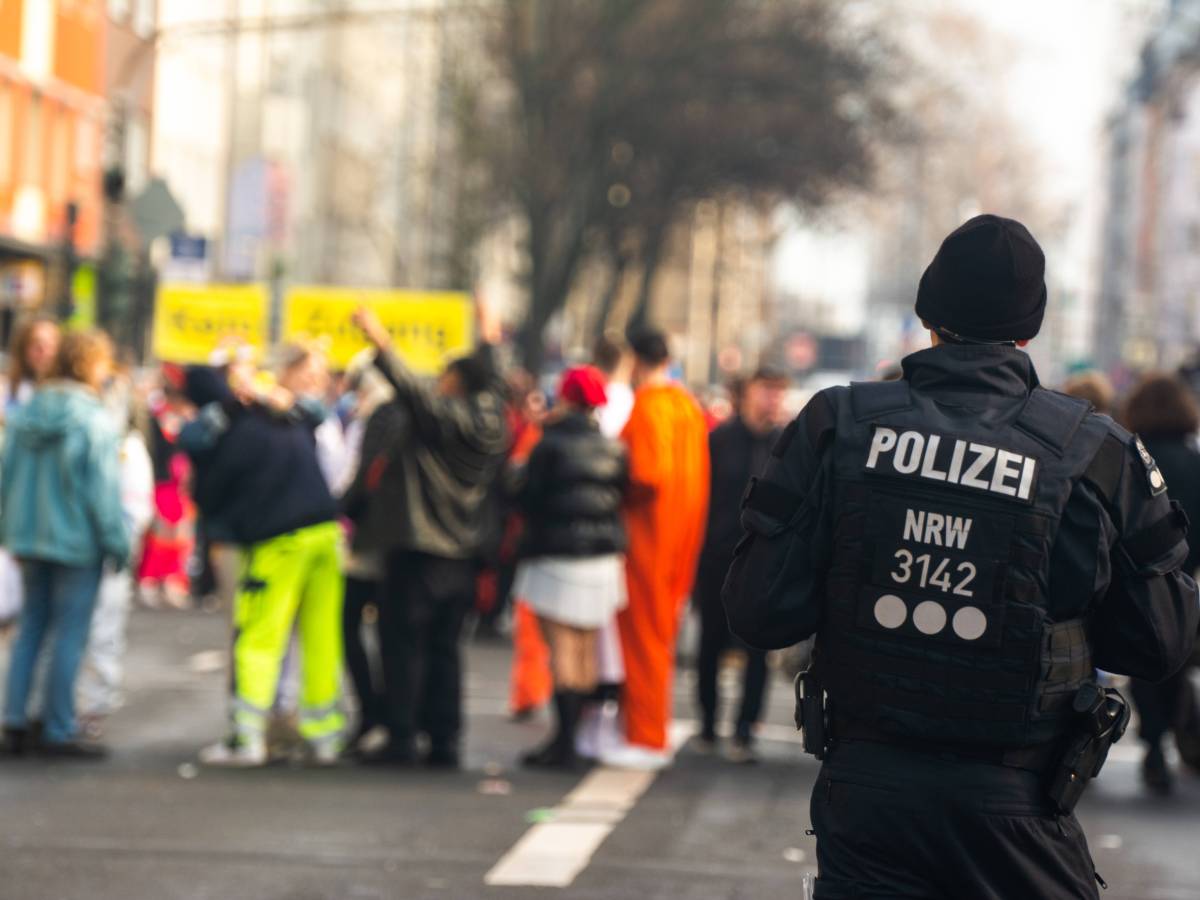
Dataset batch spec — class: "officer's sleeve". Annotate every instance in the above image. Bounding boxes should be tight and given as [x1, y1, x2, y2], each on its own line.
[1091, 437, 1200, 681]
[722, 389, 838, 650]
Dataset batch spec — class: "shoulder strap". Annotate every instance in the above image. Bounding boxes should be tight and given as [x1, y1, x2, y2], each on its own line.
[849, 381, 912, 422]
[1014, 389, 1090, 457]
[1081, 433, 1125, 508]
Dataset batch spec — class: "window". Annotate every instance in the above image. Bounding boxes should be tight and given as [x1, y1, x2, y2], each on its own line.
[23, 94, 42, 186]
[132, 0, 155, 38]
[125, 114, 148, 194]
[75, 116, 95, 174]
[19, 0, 53, 81]
[49, 106, 69, 205]
[0, 85, 11, 189]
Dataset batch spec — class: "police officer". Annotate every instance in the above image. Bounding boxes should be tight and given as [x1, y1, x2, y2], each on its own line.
[723, 214, 1200, 899]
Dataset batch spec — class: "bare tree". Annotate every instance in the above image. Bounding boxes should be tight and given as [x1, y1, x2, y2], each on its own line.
[464, 0, 901, 371]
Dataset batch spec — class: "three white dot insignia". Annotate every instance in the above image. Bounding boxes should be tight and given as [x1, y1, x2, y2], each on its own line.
[912, 600, 946, 635]
[874, 594, 907, 630]
[873, 594, 987, 641]
[951, 606, 987, 640]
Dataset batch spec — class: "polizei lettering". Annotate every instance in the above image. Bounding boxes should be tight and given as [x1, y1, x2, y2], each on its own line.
[865, 427, 1038, 502]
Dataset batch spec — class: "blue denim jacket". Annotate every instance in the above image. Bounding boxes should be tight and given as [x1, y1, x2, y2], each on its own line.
[0, 382, 130, 567]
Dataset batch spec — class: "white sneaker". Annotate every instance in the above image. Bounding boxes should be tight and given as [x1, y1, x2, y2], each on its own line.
[308, 739, 343, 767]
[575, 706, 601, 760]
[198, 737, 267, 767]
[600, 742, 673, 771]
[136, 585, 162, 610]
[576, 700, 623, 761]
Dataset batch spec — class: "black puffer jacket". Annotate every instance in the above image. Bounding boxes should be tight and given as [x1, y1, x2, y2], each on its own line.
[516, 411, 628, 558]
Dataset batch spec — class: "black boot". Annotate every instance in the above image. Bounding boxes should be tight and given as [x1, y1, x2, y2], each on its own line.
[523, 691, 583, 769]
[38, 739, 108, 761]
[1142, 743, 1173, 795]
[2, 727, 29, 757]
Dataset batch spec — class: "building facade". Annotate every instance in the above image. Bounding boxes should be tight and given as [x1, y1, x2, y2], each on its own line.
[0, 0, 156, 344]
[153, 0, 482, 291]
[0, 0, 107, 322]
[1096, 0, 1200, 374]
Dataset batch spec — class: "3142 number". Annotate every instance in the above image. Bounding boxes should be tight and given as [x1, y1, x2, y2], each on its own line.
[890, 549, 975, 597]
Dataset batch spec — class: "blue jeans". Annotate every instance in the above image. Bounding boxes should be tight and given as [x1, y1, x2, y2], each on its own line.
[4, 561, 103, 744]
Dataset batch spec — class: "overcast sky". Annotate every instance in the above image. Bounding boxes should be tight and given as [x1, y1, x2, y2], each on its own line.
[772, 0, 1162, 331]
[959, 0, 1153, 203]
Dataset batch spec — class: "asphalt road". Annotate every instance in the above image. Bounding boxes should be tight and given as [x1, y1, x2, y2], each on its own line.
[0, 607, 1198, 900]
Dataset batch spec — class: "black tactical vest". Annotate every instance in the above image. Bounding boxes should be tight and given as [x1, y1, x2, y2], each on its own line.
[817, 379, 1111, 750]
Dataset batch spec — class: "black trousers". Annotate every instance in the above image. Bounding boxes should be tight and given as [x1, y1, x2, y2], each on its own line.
[378, 551, 476, 749]
[1129, 669, 1189, 748]
[811, 741, 1099, 900]
[695, 560, 768, 741]
[343, 575, 385, 731]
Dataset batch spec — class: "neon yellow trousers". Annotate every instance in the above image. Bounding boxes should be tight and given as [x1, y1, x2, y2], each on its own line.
[231, 522, 345, 749]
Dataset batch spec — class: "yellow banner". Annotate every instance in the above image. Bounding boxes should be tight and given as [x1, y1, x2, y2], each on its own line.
[152, 284, 269, 364]
[283, 287, 475, 373]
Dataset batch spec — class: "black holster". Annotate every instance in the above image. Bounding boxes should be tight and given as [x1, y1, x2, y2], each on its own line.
[1048, 683, 1130, 815]
[794, 668, 829, 760]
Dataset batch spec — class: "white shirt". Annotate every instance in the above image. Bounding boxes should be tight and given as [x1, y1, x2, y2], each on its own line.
[598, 382, 635, 439]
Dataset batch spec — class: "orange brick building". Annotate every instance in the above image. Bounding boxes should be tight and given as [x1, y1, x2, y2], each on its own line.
[0, 0, 107, 306]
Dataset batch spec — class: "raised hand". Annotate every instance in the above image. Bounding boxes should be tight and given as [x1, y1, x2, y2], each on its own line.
[352, 305, 391, 350]
[475, 292, 503, 345]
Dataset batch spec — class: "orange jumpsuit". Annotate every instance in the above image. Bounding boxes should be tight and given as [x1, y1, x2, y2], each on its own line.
[507, 422, 553, 715]
[618, 383, 710, 750]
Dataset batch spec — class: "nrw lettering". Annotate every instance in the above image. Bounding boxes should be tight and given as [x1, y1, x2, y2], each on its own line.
[903, 508, 973, 550]
[866, 427, 1038, 501]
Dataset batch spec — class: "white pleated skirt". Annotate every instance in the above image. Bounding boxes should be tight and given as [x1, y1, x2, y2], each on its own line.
[513, 554, 628, 630]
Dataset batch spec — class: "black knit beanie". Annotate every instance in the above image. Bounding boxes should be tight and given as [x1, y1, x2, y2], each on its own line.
[915, 214, 1047, 342]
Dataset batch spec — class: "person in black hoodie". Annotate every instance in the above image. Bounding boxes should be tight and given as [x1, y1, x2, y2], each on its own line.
[352, 306, 510, 767]
[338, 363, 405, 754]
[181, 354, 344, 767]
[693, 367, 788, 763]
[511, 366, 629, 768]
[1121, 373, 1200, 794]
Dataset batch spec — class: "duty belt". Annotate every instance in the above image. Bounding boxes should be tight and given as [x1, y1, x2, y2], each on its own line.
[830, 715, 1063, 774]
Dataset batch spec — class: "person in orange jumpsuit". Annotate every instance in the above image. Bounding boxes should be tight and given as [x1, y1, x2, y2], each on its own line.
[606, 330, 710, 770]
[504, 381, 553, 719]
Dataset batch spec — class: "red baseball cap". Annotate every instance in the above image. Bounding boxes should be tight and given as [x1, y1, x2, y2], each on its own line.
[559, 365, 608, 408]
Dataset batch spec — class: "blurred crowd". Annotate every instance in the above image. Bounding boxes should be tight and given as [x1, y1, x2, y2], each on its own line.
[0, 313, 1198, 789]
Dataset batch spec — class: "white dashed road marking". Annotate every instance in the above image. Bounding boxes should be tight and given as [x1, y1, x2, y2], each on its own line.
[484, 722, 691, 888]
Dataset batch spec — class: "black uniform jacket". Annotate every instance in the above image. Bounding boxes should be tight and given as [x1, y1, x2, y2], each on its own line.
[723, 344, 1200, 683]
[1142, 435, 1200, 576]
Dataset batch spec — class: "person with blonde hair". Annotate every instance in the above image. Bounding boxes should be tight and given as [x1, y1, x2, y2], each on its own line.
[3, 316, 60, 412]
[1063, 370, 1116, 416]
[0, 317, 62, 624]
[77, 372, 155, 733]
[1, 330, 129, 758]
